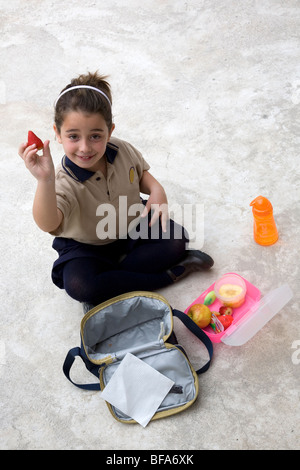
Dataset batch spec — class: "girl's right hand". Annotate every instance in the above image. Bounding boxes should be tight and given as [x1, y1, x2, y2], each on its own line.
[18, 140, 55, 181]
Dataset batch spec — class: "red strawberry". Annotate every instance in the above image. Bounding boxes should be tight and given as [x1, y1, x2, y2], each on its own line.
[27, 131, 43, 150]
[218, 314, 234, 330]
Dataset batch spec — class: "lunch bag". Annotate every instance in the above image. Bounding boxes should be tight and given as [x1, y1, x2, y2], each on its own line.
[63, 291, 213, 423]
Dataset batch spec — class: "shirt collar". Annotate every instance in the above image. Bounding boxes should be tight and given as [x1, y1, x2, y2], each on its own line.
[61, 141, 119, 182]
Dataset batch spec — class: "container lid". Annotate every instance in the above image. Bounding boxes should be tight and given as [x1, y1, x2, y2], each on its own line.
[221, 284, 293, 346]
[250, 195, 273, 216]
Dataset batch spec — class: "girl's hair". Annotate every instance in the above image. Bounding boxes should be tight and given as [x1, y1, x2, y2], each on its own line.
[54, 71, 113, 133]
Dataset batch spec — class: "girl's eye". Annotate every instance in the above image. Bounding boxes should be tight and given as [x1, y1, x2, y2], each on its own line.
[91, 134, 102, 140]
[69, 134, 78, 141]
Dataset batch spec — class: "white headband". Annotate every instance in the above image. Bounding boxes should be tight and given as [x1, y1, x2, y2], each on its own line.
[54, 85, 111, 107]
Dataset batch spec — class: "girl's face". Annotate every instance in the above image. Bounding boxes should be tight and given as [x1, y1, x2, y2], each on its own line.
[54, 111, 115, 172]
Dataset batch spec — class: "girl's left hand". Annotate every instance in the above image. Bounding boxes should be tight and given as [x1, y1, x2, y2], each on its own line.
[139, 170, 169, 232]
[141, 193, 169, 232]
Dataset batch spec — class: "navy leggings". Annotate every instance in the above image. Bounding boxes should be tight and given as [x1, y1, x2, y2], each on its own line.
[61, 218, 189, 305]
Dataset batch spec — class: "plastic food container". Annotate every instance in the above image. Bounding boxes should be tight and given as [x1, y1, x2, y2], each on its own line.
[185, 273, 293, 346]
[214, 273, 246, 308]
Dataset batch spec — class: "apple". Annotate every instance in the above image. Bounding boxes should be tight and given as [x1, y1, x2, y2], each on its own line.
[219, 306, 233, 315]
[188, 303, 211, 329]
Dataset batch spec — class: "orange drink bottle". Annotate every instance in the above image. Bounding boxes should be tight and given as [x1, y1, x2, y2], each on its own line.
[250, 196, 278, 246]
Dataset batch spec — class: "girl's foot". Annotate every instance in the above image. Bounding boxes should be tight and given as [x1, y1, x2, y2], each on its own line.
[167, 249, 214, 282]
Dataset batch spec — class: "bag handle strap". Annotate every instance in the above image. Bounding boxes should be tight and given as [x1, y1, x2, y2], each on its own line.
[172, 309, 213, 374]
[63, 310, 213, 390]
[63, 347, 101, 391]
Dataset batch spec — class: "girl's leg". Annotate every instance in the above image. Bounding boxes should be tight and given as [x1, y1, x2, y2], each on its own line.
[61, 218, 213, 306]
[62, 257, 173, 305]
[120, 216, 214, 282]
[120, 217, 188, 273]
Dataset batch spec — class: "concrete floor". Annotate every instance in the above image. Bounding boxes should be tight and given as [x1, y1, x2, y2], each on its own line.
[1, 0, 299, 450]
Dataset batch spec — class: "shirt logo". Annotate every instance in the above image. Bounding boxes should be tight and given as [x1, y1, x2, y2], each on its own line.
[129, 166, 135, 184]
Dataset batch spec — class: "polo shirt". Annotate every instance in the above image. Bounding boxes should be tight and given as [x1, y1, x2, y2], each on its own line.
[50, 136, 150, 245]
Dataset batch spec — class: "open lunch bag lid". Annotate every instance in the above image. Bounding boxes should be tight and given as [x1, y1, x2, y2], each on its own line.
[185, 274, 293, 347]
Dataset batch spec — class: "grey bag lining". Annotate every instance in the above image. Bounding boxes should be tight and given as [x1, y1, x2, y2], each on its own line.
[83, 296, 172, 362]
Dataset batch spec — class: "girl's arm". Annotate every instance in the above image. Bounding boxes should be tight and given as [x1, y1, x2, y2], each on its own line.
[139, 170, 169, 232]
[32, 179, 63, 232]
[19, 140, 63, 232]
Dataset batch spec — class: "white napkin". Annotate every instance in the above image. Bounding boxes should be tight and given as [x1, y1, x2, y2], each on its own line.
[100, 352, 174, 427]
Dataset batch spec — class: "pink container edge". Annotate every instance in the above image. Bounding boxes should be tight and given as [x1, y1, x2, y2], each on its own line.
[184, 273, 261, 343]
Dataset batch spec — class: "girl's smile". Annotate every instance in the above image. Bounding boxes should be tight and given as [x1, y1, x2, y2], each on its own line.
[76, 154, 96, 161]
[54, 111, 114, 172]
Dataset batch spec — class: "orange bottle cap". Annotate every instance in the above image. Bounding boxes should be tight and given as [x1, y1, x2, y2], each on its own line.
[250, 196, 273, 216]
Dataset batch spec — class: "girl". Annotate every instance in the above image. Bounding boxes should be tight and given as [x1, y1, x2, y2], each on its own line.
[19, 72, 213, 310]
